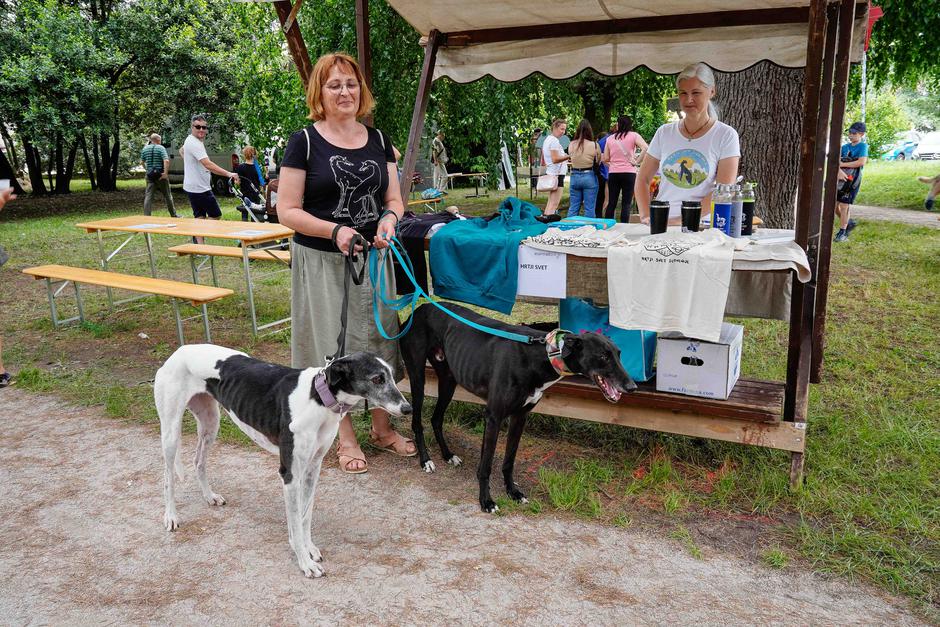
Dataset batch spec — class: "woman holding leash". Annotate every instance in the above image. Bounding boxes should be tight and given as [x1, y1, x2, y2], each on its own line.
[635, 63, 740, 226]
[278, 52, 415, 474]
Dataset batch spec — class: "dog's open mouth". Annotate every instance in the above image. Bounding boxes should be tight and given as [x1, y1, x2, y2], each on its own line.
[593, 374, 621, 403]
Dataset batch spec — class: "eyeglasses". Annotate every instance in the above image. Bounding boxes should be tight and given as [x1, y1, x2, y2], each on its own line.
[193, 125, 208, 131]
[325, 82, 360, 94]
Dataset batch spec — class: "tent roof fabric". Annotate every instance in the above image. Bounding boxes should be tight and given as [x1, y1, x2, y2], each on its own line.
[386, 0, 867, 82]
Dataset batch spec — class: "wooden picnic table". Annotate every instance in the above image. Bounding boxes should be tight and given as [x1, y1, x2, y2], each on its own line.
[75, 215, 294, 336]
[447, 172, 488, 198]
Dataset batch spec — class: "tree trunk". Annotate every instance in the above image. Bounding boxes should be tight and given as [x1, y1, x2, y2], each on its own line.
[715, 63, 804, 229]
[21, 135, 47, 196]
[571, 74, 617, 138]
[60, 139, 77, 194]
[79, 134, 97, 190]
[0, 144, 25, 194]
[97, 132, 117, 191]
[47, 140, 55, 191]
[0, 123, 20, 174]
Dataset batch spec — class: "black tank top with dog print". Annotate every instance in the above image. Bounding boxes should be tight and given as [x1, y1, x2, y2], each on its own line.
[282, 124, 396, 252]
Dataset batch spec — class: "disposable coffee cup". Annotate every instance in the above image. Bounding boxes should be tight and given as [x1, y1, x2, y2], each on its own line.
[681, 201, 701, 232]
[0, 179, 9, 191]
[649, 201, 669, 234]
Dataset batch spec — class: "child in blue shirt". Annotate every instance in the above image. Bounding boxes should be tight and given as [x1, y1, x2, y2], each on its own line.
[835, 121, 868, 242]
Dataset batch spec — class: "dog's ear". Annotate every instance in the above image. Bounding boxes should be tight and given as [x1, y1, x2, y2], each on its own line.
[561, 334, 582, 359]
[325, 359, 350, 389]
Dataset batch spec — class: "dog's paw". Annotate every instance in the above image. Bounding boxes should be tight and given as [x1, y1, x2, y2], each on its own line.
[480, 499, 499, 514]
[299, 558, 324, 578]
[423, 460, 436, 473]
[306, 542, 322, 563]
[447, 455, 462, 467]
[508, 486, 527, 503]
[163, 511, 180, 532]
[205, 493, 226, 506]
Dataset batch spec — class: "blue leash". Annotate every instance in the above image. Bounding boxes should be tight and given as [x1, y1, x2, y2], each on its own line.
[368, 236, 539, 345]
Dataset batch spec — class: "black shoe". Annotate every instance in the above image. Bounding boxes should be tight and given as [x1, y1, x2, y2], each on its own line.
[927, 198, 935, 211]
[846, 219, 858, 234]
[835, 229, 848, 243]
[0, 372, 11, 388]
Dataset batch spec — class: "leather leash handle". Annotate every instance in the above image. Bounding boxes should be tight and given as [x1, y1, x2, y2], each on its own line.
[328, 231, 370, 363]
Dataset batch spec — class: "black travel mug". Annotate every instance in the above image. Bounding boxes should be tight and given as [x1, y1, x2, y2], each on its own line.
[681, 200, 702, 233]
[649, 201, 669, 234]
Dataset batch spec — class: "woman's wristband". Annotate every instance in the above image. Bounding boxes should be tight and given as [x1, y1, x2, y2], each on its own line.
[330, 223, 345, 249]
[379, 210, 400, 225]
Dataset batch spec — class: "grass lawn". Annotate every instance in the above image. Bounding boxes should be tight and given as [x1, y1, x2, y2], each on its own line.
[0, 181, 937, 618]
[855, 160, 940, 210]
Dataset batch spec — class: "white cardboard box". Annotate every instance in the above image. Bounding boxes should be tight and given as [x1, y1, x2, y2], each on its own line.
[655, 323, 743, 399]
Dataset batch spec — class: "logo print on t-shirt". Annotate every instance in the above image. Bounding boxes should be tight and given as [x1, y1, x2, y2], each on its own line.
[329, 155, 381, 225]
[661, 149, 709, 189]
[643, 236, 704, 258]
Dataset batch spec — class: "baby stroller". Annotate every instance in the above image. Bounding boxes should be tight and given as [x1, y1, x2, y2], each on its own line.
[230, 178, 268, 223]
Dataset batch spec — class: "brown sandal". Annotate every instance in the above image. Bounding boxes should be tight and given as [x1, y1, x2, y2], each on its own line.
[337, 444, 368, 474]
[369, 428, 417, 457]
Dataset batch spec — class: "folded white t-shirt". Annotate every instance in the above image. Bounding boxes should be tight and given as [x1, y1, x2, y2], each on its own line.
[607, 229, 736, 342]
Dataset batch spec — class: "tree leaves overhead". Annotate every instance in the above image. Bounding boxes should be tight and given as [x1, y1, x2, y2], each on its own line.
[867, 0, 940, 89]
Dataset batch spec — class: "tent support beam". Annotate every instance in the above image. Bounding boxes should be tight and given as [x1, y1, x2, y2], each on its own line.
[400, 30, 442, 207]
[274, 0, 312, 88]
[439, 5, 865, 47]
[812, 0, 864, 383]
[356, 0, 374, 126]
[785, 0, 829, 489]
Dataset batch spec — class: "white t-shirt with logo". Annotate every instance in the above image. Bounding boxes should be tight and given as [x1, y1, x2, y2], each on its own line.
[647, 121, 740, 218]
[182, 134, 211, 193]
[542, 134, 568, 176]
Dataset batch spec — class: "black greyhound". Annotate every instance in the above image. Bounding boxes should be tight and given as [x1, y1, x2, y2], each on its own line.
[400, 303, 636, 513]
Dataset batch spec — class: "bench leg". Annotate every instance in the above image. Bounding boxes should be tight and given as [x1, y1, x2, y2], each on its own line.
[789, 451, 805, 490]
[144, 233, 157, 278]
[171, 299, 185, 345]
[45, 279, 60, 328]
[210, 256, 218, 287]
[242, 247, 258, 336]
[189, 255, 199, 284]
[96, 229, 114, 311]
[201, 304, 212, 343]
[73, 282, 86, 324]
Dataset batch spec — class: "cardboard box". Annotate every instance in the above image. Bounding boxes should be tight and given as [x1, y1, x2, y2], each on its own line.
[655, 323, 743, 399]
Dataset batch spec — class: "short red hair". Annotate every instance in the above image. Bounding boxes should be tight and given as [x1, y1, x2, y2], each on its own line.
[305, 52, 375, 121]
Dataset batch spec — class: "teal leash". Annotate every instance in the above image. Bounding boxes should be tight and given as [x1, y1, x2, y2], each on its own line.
[368, 236, 540, 345]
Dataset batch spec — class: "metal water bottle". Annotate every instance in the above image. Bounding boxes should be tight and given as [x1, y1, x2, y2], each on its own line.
[741, 182, 757, 236]
[712, 184, 732, 235]
[730, 184, 744, 238]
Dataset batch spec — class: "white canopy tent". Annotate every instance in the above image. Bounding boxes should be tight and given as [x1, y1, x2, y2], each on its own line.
[387, 0, 867, 82]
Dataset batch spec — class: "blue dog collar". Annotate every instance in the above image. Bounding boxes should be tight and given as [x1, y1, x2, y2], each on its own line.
[314, 371, 352, 415]
[545, 329, 575, 377]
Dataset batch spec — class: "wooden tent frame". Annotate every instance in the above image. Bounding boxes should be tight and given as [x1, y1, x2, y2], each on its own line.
[269, 0, 864, 487]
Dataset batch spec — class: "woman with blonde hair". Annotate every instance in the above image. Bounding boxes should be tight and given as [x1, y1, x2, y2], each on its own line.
[278, 52, 414, 474]
[541, 118, 570, 215]
[635, 62, 740, 226]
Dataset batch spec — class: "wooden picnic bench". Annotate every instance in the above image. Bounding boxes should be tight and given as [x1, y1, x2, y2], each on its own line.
[23, 264, 233, 345]
[166, 243, 292, 336]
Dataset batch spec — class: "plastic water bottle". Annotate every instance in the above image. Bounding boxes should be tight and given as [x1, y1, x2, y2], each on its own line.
[712, 184, 732, 235]
[741, 182, 757, 236]
[730, 184, 744, 238]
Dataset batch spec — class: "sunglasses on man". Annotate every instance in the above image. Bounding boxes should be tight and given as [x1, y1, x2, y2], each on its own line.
[193, 124, 209, 131]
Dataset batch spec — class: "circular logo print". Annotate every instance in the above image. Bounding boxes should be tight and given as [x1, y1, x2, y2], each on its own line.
[662, 149, 709, 189]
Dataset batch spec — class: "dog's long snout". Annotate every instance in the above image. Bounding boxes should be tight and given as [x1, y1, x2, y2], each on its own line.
[623, 379, 638, 392]
[400, 402, 413, 415]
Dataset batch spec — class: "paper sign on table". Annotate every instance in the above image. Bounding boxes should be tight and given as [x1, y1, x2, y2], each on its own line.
[516, 246, 566, 298]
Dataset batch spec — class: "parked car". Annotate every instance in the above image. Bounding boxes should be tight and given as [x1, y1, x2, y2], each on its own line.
[913, 132, 940, 161]
[882, 140, 918, 161]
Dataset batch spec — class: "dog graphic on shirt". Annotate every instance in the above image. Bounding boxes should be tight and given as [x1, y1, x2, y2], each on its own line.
[330, 156, 380, 225]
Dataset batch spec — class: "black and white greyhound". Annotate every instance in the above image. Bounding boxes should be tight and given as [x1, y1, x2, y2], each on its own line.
[154, 344, 411, 578]
[400, 303, 636, 513]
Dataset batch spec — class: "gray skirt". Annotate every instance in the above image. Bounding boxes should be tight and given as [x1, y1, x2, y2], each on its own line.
[291, 243, 402, 381]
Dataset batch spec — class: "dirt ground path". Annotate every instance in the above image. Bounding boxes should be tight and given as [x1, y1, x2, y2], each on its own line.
[852, 205, 940, 229]
[0, 388, 924, 625]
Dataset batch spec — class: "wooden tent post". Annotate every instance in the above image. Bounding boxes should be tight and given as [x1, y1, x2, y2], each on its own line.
[784, 0, 829, 489]
[355, 0, 375, 127]
[273, 1, 313, 88]
[400, 30, 442, 206]
[812, 0, 863, 383]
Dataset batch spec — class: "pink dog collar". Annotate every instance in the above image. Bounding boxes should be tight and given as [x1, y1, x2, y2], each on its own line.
[314, 371, 352, 415]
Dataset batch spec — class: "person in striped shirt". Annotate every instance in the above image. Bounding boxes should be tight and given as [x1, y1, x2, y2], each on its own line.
[140, 134, 178, 217]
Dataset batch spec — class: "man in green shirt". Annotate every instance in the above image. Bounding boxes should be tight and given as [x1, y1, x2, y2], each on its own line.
[140, 133, 178, 217]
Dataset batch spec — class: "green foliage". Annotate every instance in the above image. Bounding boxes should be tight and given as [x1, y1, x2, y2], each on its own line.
[898, 87, 940, 132]
[867, 0, 940, 88]
[845, 88, 910, 156]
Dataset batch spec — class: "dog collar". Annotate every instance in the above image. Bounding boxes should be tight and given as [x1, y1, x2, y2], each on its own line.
[314, 371, 352, 415]
[545, 329, 575, 377]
